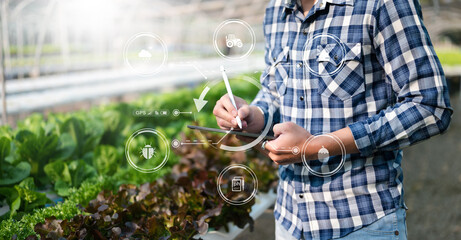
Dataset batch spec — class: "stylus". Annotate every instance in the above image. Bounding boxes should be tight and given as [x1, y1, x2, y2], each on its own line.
[220, 65, 243, 129]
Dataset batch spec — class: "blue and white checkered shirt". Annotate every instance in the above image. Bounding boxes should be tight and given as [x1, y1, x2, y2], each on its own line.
[251, 0, 453, 239]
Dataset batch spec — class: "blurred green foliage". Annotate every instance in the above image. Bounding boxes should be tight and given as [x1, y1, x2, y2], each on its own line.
[436, 50, 461, 66]
[0, 73, 262, 238]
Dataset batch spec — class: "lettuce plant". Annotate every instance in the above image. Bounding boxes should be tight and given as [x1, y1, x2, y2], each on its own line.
[27, 132, 277, 239]
[0, 137, 31, 186]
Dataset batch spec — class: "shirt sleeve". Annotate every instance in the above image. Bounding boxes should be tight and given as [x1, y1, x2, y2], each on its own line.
[348, 0, 453, 157]
[250, 17, 281, 126]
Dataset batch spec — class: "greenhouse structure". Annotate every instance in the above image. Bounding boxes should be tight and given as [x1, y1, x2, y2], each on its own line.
[0, 0, 461, 239]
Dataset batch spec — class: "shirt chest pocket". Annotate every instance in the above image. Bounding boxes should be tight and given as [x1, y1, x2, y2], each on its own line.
[264, 47, 292, 98]
[314, 42, 365, 101]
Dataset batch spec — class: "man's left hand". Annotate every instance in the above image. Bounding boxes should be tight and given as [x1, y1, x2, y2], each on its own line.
[264, 122, 311, 165]
[238, 122, 358, 165]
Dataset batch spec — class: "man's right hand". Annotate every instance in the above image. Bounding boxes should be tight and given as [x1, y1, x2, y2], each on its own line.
[213, 94, 264, 133]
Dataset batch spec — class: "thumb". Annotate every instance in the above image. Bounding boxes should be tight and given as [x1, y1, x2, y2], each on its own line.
[272, 123, 288, 137]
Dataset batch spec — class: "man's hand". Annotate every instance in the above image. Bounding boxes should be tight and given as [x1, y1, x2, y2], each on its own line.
[213, 94, 264, 133]
[262, 122, 359, 165]
[264, 122, 311, 165]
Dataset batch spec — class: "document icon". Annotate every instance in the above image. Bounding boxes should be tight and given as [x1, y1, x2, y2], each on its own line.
[231, 176, 244, 192]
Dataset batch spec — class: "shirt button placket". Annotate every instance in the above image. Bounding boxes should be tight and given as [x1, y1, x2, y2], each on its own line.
[299, 23, 309, 109]
[296, 61, 304, 102]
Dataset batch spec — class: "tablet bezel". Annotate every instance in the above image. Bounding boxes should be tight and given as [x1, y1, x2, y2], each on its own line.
[187, 125, 275, 140]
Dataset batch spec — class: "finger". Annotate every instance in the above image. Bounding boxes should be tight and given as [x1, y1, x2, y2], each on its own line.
[269, 153, 283, 165]
[255, 145, 270, 157]
[216, 117, 235, 129]
[264, 141, 282, 155]
[272, 123, 286, 137]
[232, 120, 248, 130]
[238, 105, 251, 120]
[239, 137, 270, 156]
[235, 96, 247, 109]
[214, 104, 239, 127]
[269, 153, 293, 165]
[220, 95, 238, 117]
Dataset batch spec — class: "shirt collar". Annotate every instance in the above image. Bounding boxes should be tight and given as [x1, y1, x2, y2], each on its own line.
[282, 0, 354, 16]
[281, 0, 298, 20]
[283, 0, 297, 10]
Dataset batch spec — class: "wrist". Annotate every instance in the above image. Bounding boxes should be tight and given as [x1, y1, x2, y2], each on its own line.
[304, 131, 353, 161]
[304, 135, 334, 161]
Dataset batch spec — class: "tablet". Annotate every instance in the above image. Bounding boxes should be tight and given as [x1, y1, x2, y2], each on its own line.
[187, 125, 275, 140]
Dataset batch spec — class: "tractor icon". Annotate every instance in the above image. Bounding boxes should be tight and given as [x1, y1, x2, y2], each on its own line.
[226, 34, 243, 48]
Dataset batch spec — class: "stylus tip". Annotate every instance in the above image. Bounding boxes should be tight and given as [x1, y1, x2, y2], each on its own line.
[236, 116, 242, 129]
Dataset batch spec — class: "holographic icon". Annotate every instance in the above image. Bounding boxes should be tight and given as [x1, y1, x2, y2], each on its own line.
[141, 144, 156, 159]
[301, 134, 345, 177]
[213, 19, 255, 60]
[318, 146, 329, 163]
[303, 33, 347, 77]
[172, 109, 180, 117]
[318, 49, 330, 62]
[226, 34, 243, 48]
[138, 49, 152, 61]
[160, 110, 169, 116]
[125, 128, 170, 173]
[171, 139, 181, 148]
[292, 146, 300, 155]
[217, 164, 258, 205]
[123, 32, 168, 76]
[231, 176, 244, 192]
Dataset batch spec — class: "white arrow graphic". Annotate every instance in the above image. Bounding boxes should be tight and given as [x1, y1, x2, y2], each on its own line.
[194, 86, 210, 112]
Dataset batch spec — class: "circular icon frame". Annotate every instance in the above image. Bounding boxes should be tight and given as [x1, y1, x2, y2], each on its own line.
[217, 164, 258, 205]
[125, 128, 170, 173]
[171, 139, 181, 149]
[301, 133, 346, 177]
[172, 109, 180, 117]
[302, 33, 347, 77]
[213, 19, 256, 61]
[123, 32, 168, 76]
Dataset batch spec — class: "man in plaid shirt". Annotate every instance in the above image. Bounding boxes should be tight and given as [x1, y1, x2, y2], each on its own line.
[213, 0, 452, 239]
